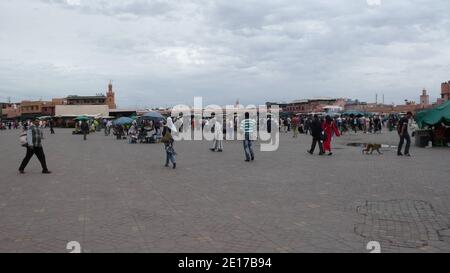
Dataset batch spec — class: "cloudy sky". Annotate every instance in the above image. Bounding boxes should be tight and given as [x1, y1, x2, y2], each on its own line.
[1, 0, 450, 108]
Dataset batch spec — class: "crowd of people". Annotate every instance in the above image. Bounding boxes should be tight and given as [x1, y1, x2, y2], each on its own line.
[280, 113, 415, 156]
[279, 114, 386, 136]
[69, 117, 166, 142]
[3, 110, 420, 175]
[1, 119, 55, 131]
[0, 120, 19, 130]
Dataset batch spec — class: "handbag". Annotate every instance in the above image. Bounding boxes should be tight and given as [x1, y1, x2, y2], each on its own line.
[19, 132, 27, 147]
[161, 131, 173, 143]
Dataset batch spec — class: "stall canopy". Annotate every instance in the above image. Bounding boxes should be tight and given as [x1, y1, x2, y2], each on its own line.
[416, 100, 450, 128]
[74, 115, 89, 121]
[141, 111, 164, 121]
[341, 110, 367, 117]
[113, 117, 134, 126]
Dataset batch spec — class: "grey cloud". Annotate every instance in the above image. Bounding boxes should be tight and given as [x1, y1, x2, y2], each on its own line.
[41, 0, 194, 19]
[2, 0, 450, 107]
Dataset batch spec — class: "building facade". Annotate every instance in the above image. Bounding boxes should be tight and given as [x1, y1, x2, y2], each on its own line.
[0, 103, 9, 119]
[280, 98, 346, 114]
[52, 98, 66, 105]
[64, 82, 117, 109]
[441, 81, 450, 101]
[66, 95, 107, 105]
[1, 103, 21, 119]
[20, 101, 44, 119]
[55, 105, 110, 118]
[5, 105, 21, 119]
[41, 102, 55, 116]
[1, 82, 118, 120]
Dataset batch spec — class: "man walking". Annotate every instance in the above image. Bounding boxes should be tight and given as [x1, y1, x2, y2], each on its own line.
[19, 119, 51, 174]
[304, 117, 312, 135]
[207, 113, 224, 152]
[240, 112, 256, 162]
[81, 120, 89, 141]
[307, 115, 325, 155]
[49, 119, 55, 134]
[397, 112, 412, 157]
[227, 118, 234, 140]
[292, 115, 300, 138]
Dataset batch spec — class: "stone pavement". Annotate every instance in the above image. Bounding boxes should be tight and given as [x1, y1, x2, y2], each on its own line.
[0, 128, 449, 253]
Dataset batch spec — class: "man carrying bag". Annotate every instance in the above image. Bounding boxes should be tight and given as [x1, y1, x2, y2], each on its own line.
[18, 119, 51, 174]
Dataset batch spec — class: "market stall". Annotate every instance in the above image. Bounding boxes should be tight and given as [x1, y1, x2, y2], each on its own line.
[415, 101, 450, 147]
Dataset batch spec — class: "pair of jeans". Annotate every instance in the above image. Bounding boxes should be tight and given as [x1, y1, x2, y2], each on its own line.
[310, 137, 324, 154]
[19, 146, 48, 171]
[398, 134, 411, 154]
[243, 140, 254, 160]
[165, 151, 176, 166]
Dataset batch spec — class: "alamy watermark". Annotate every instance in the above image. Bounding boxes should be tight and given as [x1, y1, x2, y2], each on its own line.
[169, 97, 280, 152]
[66, 241, 82, 253]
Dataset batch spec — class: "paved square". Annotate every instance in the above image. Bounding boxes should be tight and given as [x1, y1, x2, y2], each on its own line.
[0, 128, 449, 253]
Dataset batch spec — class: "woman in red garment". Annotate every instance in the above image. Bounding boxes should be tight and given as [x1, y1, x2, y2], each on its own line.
[322, 115, 341, 155]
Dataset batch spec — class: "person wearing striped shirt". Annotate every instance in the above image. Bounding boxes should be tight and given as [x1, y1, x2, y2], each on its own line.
[240, 112, 256, 162]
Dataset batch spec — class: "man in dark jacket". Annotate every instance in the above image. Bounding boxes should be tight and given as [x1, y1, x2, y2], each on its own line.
[307, 115, 325, 155]
[19, 119, 51, 174]
[49, 119, 55, 134]
[397, 112, 412, 156]
[81, 120, 89, 141]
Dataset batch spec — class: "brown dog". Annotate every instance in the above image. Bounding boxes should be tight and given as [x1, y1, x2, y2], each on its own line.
[362, 143, 382, 155]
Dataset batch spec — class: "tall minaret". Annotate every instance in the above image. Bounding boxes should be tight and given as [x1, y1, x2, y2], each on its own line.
[420, 89, 429, 107]
[106, 80, 117, 109]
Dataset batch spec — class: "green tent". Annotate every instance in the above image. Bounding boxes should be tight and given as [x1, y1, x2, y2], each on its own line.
[341, 110, 367, 117]
[74, 115, 89, 121]
[416, 100, 450, 128]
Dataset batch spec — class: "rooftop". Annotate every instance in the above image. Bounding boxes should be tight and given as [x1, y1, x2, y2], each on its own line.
[66, 95, 106, 99]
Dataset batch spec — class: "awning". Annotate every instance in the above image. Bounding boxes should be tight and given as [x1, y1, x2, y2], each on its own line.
[416, 100, 450, 128]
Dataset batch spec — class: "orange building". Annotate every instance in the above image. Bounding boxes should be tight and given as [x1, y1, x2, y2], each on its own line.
[41, 101, 55, 116]
[20, 101, 43, 115]
[20, 101, 54, 118]
[2, 103, 21, 119]
[52, 98, 66, 105]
